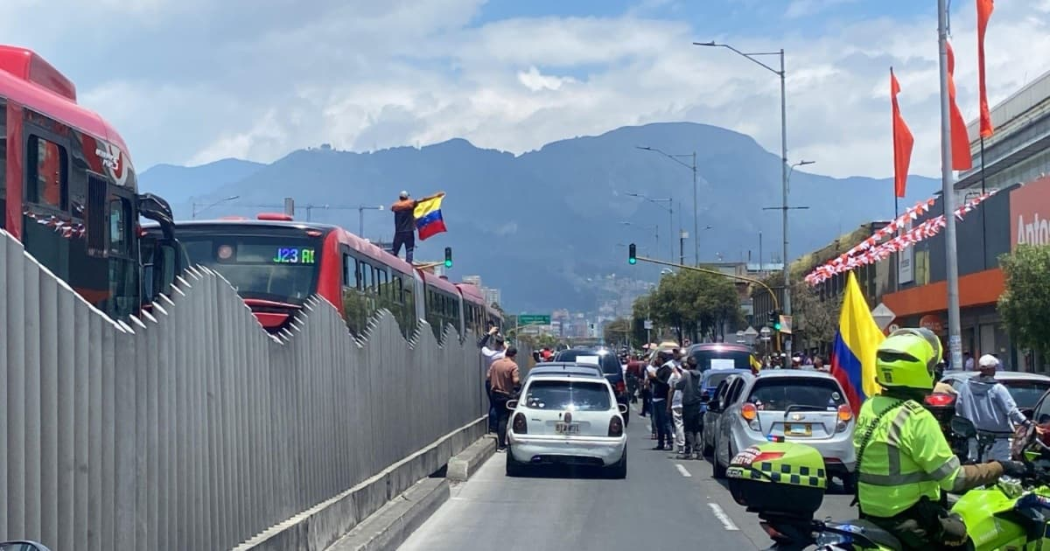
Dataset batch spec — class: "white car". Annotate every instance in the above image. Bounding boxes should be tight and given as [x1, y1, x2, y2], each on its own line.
[505, 371, 629, 478]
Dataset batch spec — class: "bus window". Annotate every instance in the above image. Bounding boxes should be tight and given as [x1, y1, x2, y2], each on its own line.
[27, 135, 67, 210]
[109, 198, 130, 256]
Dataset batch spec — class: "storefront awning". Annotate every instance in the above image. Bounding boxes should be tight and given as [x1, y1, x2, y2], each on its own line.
[882, 268, 1005, 320]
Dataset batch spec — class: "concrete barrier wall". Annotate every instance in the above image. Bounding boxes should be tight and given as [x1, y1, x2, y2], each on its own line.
[0, 230, 486, 551]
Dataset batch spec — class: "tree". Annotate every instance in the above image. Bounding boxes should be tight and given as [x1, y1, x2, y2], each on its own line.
[603, 317, 632, 348]
[791, 279, 840, 352]
[647, 270, 743, 343]
[999, 245, 1050, 359]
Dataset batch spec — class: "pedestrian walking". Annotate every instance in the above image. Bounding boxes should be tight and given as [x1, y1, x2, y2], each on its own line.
[676, 355, 704, 459]
[955, 354, 1031, 461]
[389, 190, 444, 263]
[487, 347, 520, 452]
[478, 324, 506, 434]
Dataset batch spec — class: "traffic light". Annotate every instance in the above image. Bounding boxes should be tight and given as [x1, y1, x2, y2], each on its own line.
[628, 243, 637, 265]
[771, 310, 783, 332]
[444, 247, 453, 268]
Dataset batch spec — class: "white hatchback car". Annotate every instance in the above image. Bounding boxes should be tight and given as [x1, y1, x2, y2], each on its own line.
[505, 371, 629, 478]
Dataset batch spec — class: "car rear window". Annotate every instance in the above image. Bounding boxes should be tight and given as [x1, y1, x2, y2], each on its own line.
[748, 378, 846, 411]
[704, 372, 735, 389]
[555, 350, 620, 375]
[690, 348, 752, 372]
[523, 380, 612, 411]
[1005, 381, 1050, 409]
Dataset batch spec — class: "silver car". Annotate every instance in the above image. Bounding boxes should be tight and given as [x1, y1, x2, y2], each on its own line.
[709, 370, 857, 490]
[701, 372, 753, 456]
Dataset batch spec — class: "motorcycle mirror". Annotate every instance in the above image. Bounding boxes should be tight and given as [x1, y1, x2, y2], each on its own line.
[951, 416, 977, 439]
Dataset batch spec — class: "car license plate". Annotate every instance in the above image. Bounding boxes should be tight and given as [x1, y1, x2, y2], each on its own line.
[785, 423, 812, 437]
[556, 422, 580, 435]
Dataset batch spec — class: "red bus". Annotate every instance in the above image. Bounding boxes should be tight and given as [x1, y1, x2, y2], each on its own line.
[0, 46, 175, 319]
[149, 215, 494, 340]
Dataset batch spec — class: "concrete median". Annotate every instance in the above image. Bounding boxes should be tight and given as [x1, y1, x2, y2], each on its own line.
[446, 435, 497, 482]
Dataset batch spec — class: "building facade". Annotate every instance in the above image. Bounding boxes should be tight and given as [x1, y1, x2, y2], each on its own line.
[882, 69, 1050, 372]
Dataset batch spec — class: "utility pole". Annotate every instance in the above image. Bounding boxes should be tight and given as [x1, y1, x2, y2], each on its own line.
[937, 0, 963, 368]
[680, 229, 687, 265]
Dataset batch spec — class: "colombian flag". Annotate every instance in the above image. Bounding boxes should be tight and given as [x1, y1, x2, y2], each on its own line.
[830, 272, 885, 414]
[414, 194, 447, 241]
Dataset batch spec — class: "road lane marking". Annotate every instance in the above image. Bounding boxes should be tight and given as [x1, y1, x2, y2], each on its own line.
[674, 463, 692, 478]
[708, 503, 739, 531]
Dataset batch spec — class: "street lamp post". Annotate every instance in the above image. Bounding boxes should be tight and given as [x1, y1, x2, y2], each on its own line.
[356, 205, 384, 237]
[192, 195, 240, 219]
[936, 0, 963, 369]
[636, 146, 699, 265]
[695, 40, 794, 358]
[626, 192, 674, 262]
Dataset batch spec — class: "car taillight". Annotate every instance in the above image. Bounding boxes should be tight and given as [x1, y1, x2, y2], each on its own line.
[924, 393, 955, 407]
[609, 416, 624, 437]
[741, 402, 760, 431]
[837, 404, 853, 422]
[616, 380, 626, 394]
[741, 402, 758, 421]
[513, 413, 527, 434]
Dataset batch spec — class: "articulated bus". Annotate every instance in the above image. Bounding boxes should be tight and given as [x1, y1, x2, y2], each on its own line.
[148, 215, 500, 340]
[0, 46, 176, 319]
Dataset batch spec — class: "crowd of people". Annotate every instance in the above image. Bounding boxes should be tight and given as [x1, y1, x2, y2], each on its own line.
[623, 348, 704, 459]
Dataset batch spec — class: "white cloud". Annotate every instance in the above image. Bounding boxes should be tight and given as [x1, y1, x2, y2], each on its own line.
[10, 1, 1050, 180]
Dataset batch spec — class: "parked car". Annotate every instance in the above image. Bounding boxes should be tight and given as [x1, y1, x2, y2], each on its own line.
[701, 372, 754, 457]
[687, 342, 756, 372]
[708, 370, 857, 492]
[505, 370, 629, 478]
[699, 367, 752, 420]
[554, 348, 630, 425]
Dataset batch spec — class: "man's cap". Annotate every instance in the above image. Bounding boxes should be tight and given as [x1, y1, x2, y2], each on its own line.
[399, 190, 409, 199]
[978, 354, 999, 369]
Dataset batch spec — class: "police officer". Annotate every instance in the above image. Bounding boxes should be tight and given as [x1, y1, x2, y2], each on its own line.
[855, 328, 1028, 548]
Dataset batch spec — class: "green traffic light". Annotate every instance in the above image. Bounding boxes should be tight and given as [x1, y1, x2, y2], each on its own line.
[444, 259, 453, 268]
[773, 322, 782, 331]
[628, 258, 636, 265]
[628, 243, 637, 265]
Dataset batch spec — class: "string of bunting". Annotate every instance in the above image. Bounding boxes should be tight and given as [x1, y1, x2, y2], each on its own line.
[804, 190, 997, 285]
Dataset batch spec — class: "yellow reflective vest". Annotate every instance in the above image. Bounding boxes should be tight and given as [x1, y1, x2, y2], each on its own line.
[855, 395, 963, 518]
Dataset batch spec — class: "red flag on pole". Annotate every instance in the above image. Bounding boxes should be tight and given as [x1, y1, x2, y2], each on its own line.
[891, 68, 914, 198]
[946, 41, 974, 171]
[977, 0, 995, 137]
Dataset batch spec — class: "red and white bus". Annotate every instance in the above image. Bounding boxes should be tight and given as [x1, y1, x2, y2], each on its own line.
[0, 46, 176, 319]
[149, 215, 500, 339]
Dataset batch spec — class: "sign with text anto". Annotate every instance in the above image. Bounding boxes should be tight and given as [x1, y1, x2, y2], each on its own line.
[517, 314, 551, 326]
[1011, 175, 1050, 250]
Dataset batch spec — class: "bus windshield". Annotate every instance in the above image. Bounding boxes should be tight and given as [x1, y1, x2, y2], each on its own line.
[177, 229, 323, 305]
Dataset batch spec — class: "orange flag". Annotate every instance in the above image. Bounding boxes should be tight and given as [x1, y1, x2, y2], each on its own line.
[946, 41, 973, 171]
[891, 68, 914, 198]
[977, 0, 995, 137]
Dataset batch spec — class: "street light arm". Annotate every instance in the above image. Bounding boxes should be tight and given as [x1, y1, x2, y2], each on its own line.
[694, 42, 783, 76]
[637, 146, 695, 171]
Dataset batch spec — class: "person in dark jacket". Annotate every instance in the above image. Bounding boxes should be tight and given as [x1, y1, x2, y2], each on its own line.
[389, 190, 443, 262]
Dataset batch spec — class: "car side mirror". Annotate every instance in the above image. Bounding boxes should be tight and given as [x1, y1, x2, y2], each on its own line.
[618, 404, 629, 414]
[951, 416, 977, 439]
[506, 400, 518, 411]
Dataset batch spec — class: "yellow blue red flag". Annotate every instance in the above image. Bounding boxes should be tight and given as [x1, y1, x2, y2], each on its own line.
[414, 194, 447, 241]
[830, 272, 885, 413]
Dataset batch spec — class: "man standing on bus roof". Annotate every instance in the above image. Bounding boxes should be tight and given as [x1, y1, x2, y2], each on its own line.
[390, 190, 444, 263]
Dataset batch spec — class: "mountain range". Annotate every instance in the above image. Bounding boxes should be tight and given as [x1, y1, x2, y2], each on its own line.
[139, 122, 939, 313]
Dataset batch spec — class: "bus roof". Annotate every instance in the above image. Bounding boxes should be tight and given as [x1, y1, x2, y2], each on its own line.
[337, 228, 415, 275]
[0, 46, 129, 157]
[456, 283, 485, 305]
[422, 271, 459, 295]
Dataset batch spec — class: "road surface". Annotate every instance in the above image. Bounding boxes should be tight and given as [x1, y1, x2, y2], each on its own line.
[401, 405, 858, 550]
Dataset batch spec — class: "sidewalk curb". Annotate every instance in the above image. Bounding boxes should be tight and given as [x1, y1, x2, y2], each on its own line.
[446, 435, 497, 482]
[325, 478, 450, 551]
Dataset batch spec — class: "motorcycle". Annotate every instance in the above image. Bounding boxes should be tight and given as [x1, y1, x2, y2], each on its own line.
[731, 419, 1050, 550]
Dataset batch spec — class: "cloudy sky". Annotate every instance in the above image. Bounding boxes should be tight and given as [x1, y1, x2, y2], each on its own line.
[6, 0, 1050, 178]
